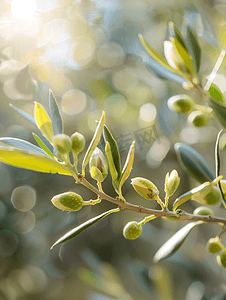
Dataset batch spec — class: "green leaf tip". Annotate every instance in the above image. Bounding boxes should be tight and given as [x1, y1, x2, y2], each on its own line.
[82, 111, 105, 177]
[50, 207, 120, 249]
[153, 221, 204, 263]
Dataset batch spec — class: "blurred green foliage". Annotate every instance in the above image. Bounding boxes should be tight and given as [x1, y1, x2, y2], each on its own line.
[0, 0, 226, 299]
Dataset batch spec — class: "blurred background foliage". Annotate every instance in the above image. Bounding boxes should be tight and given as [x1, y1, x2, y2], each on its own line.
[0, 0, 226, 299]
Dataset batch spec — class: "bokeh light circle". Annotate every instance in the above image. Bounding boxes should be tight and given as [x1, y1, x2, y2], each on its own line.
[98, 42, 124, 68]
[11, 211, 35, 234]
[61, 89, 87, 115]
[104, 94, 127, 118]
[11, 185, 36, 212]
[140, 103, 157, 122]
[112, 68, 137, 92]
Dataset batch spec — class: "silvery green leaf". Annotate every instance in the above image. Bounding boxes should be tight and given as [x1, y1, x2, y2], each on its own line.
[174, 143, 215, 183]
[9, 103, 36, 126]
[49, 90, 63, 135]
[184, 26, 201, 73]
[208, 97, 226, 130]
[0, 137, 49, 157]
[215, 130, 226, 208]
[153, 221, 204, 263]
[103, 125, 121, 181]
[51, 208, 119, 249]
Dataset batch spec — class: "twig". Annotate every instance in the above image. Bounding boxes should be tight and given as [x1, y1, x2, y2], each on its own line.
[77, 175, 226, 226]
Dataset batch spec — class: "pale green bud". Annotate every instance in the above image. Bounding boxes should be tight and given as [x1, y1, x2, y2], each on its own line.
[191, 186, 221, 205]
[193, 206, 214, 216]
[217, 252, 226, 268]
[188, 110, 209, 127]
[206, 237, 222, 254]
[182, 82, 194, 90]
[164, 41, 186, 72]
[167, 95, 194, 114]
[89, 147, 108, 182]
[70, 132, 86, 155]
[123, 221, 142, 240]
[131, 177, 159, 200]
[51, 192, 83, 211]
[52, 134, 72, 154]
[90, 166, 104, 182]
[165, 170, 180, 197]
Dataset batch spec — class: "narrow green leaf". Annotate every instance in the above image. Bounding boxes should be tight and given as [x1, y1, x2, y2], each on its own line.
[49, 90, 63, 135]
[138, 34, 181, 74]
[215, 130, 226, 208]
[168, 21, 187, 51]
[171, 37, 197, 79]
[9, 103, 36, 126]
[51, 208, 120, 249]
[103, 125, 121, 181]
[34, 102, 54, 144]
[144, 54, 187, 83]
[32, 133, 55, 159]
[105, 142, 118, 191]
[208, 97, 226, 130]
[153, 221, 204, 263]
[185, 26, 201, 73]
[0, 147, 71, 175]
[174, 143, 215, 183]
[118, 141, 135, 192]
[209, 84, 225, 103]
[172, 182, 210, 212]
[0, 137, 49, 157]
[82, 111, 105, 177]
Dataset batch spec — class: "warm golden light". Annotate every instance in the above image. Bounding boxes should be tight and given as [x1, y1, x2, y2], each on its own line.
[11, 0, 37, 20]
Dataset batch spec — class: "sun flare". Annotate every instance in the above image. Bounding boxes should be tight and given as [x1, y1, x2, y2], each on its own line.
[11, 0, 37, 20]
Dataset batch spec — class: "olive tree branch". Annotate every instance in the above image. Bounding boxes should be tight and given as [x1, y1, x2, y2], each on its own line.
[74, 174, 226, 226]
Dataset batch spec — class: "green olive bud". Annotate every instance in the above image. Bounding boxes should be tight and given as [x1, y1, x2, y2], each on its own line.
[182, 82, 194, 90]
[165, 170, 180, 197]
[123, 221, 142, 240]
[89, 147, 108, 182]
[90, 166, 104, 182]
[188, 111, 209, 127]
[51, 192, 83, 211]
[70, 132, 86, 155]
[193, 206, 214, 216]
[206, 238, 222, 254]
[131, 177, 159, 201]
[191, 186, 221, 205]
[52, 134, 72, 154]
[217, 252, 226, 268]
[167, 95, 194, 114]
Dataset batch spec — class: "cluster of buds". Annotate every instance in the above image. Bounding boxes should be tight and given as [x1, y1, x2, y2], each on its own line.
[167, 94, 212, 128]
[52, 132, 86, 164]
[205, 236, 226, 268]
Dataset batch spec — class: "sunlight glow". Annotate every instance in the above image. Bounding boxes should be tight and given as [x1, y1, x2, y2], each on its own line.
[11, 0, 37, 20]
